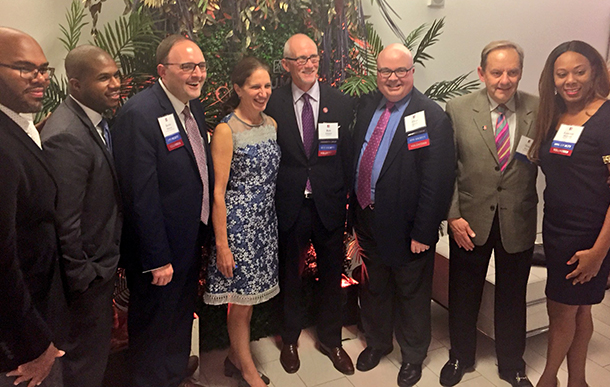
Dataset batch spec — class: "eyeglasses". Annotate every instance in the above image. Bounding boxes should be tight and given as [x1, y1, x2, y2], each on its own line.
[0, 63, 55, 80]
[377, 66, 413, 79]
[284, 55, 320, 66]
[163, 62, 207, 73]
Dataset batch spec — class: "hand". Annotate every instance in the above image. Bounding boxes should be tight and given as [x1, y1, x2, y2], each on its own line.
[6, 342, 64, 387]
[411, 240, 430, 254]
[566, 248, 605, 285]
[448, 217, 476, 251]
[216, 245, 235, 278]
[34, 113, 51, 133]
[151, 263, 173, 286]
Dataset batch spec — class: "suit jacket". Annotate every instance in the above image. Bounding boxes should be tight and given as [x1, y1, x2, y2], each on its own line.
[41, 97, 123, 294]
[350, 88, 456, 267]
[112, 81, 213, 273]
[0, 112, 66, 372]
[446, 89, 538, 253]
[265, 82, 355, 232]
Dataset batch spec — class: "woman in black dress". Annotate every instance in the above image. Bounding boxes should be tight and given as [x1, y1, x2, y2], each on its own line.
[530, 41, 610, 387]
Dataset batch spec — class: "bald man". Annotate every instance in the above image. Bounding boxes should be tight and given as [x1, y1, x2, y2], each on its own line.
[0, 27, 66, 387]
[350, 44, 455, 387]
[40, 45, 122, 387]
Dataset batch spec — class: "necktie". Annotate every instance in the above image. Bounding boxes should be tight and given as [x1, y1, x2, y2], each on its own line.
[182, 106, 210, 224]
[100, 118, 112, 154]
[357, 101, 394, 209]
[301, 93, 315, 192]
[495, 104, 510, 172]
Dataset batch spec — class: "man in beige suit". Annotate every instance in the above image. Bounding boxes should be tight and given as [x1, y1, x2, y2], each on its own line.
[439, 41, 538, 387]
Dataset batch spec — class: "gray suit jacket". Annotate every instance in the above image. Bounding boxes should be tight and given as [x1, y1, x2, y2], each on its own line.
[446, 89, 538, 253]
[41, 97, 122, 294]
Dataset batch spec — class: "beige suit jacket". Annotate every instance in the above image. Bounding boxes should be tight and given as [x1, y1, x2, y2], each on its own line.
[446, 88, 539, 253]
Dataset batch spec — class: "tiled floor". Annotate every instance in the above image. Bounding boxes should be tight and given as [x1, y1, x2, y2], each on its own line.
[194, 289, 610, 387]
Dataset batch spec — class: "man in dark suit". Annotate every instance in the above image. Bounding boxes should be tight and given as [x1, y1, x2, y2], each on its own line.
[265, 33, 355, 375]
[112, 35, 212, 387]
[439, 41, 538, 387]
[351, 43, 455, 387]
[41, 45, 122, 387]
[0, 27, 66, 387]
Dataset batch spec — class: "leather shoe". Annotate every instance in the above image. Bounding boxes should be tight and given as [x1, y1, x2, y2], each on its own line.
[280, 343, 300, 373]
[439, 357, 472, 386]
[356, 346, 392, 372]
[397, 363, 422, 387]
[225, 357, 270, 385]
[499, 371, 533, 387]
[318, 343, 354, 375]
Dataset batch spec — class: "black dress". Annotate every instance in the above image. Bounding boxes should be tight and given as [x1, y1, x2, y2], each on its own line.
[540, 100, 610, 305]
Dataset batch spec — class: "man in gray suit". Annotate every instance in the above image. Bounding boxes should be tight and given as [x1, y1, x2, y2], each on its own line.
[41, 45, 122, 387]
[439, 41, 538, 387]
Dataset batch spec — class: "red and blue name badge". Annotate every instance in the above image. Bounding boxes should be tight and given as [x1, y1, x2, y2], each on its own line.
[158, 114, 184, 151]
[407, 128, 430, 150]
[514, 135, 534, 163]
[318, 122, 339, 157]
[549, 124, 583, 157]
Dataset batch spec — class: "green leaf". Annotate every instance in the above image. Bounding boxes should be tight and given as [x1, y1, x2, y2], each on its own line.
[36, 75, 68, 123]
[413, 17, 444, 67]
[340, 73, 377, 98]
[58, 0, 89, 52]
[423, 71, 480, 103]
[403, 23, 426, 52]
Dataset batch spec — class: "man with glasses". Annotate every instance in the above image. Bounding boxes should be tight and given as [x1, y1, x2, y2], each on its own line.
[439, 41, 537, 387]
[112, 34, 212, 387]
[0, 27, 66, 387]
[350, 44, 454, 387]
[265, 33, 356, 375]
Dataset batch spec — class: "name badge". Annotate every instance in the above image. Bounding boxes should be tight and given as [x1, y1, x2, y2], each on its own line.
[158, 114, 184, 151]
[514, 135, 533, 162]
[407, 128, 430, 150]
[318, 123, 339, 140]
[318, 140, 337, 156]
[550, 124, 584, 156]
[405, 111, 426, 132]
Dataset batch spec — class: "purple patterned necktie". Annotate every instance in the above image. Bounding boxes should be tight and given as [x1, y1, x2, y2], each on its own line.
[357, 101, 394, 209]
[301, 93, 315, 192]
[495, 104, 510, 172]
[182, 106, 210, 224]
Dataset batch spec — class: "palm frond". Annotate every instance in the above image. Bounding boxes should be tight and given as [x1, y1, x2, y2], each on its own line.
[424, 71, 480, 103]
[58, 0, 89, 52]
[340, 72, 377, 98]
[412, 17, 444, 67]
[36, 75, 68, 123]
[372, 0, 405, 41]
[403, 23, 426, 52]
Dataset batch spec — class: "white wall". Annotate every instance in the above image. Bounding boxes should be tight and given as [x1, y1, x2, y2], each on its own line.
[362, 0, 610, 96]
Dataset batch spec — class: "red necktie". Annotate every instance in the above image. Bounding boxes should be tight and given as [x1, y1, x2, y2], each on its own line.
[182, 106, 210, 224]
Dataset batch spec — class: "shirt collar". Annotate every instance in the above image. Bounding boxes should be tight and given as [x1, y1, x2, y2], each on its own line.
[0, 102, 33, 132]
[70, 95, 103, 127]
[486, 93, 516, 113]
[377, 90, 413, 111]
[291, 80, 320, 104]
[159, 79, 190, 115]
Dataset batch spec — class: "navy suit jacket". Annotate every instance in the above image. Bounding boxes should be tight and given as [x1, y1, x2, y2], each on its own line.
[350, 88, 456, 267]
[112, 82, 213, 273]
[266, 82, 355, 232]
[0, 112, 66, 372]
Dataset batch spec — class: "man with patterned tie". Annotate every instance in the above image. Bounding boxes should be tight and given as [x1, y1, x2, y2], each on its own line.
[265, 33, 356, 375]
[440, 41, 539, 387]
[41, 45, 122, 387]
[112, 35, 212, 387]
[350, 43, 455, 387]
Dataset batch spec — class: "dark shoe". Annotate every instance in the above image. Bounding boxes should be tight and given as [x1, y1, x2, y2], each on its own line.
[225, 357, 270, 385]
[397, 363, 422, 387]
[280, 343, 300, 373]
[439, 357, 472, 386]
[356, 346, 393, 372]
[499, 371, 533, 387]
[318, 343, 355, 375]
[186, 355, 199, 377]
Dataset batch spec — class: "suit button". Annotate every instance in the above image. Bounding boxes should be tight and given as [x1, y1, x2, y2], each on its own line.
[490, 205, 495, 211]
[497, 187, 502, 192]
[494, 166, 500, 171]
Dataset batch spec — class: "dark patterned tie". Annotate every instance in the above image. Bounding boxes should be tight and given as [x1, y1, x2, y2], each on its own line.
[182, 106, 210, 224]
[301, 93, 315, 192]
[357, 101, 394, 209]
[495, 104, 510, 172]
[100, 118, 112, 155]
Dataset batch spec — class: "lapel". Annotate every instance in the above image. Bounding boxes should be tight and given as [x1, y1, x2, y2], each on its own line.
[282, 83, 308, 159]
[65, 97, 120, 186]
[471, 89, 499, 164]
[354, 92, 383, 173]
[0, 111, 58, 191]
[510, 91, 535, 153]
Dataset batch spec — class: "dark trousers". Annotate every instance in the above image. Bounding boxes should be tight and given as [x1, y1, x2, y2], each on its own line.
[279, 198, 344, 348]
[127, 256, 200, 387]
[448, 213, 532, 374]
[61, 275, 116, 387]
[354, 205, 434, 364]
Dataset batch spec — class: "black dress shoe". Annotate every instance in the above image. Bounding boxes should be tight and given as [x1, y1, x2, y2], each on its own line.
[397, 363, 422, 387]
[356, 346, 393, 371]
[440, 357, 472, 386]
[280, 343, 300, 373]
[499, 371, 533, 387]
[224, 357, 270, 385]
[318, 344, 355, 375]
